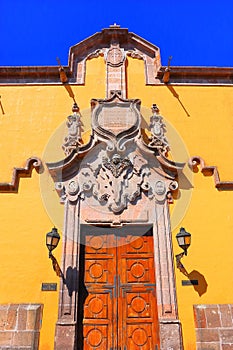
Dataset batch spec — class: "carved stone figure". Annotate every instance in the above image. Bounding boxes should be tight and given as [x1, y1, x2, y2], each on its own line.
[149, 104, 169, 153]
[62, 103, 82, 156]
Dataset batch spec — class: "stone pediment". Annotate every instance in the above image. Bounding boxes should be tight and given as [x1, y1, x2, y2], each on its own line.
[68, 24, 161, 85]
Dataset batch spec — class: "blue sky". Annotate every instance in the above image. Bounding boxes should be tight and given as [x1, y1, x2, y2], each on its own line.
[1, 0, 233, 67]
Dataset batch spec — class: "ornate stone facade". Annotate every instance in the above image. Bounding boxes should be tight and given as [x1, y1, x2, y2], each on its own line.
[47, 92, 185, 350]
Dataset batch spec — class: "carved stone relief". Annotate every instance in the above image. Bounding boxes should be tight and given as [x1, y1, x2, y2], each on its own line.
[105, 43, 125, 67]
[74, 151, 175, 216]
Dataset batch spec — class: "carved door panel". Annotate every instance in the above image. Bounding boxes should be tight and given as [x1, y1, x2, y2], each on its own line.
[79, 233, 117, 350]
[117, 232, 160, 350]
[78, 229, 159, 350]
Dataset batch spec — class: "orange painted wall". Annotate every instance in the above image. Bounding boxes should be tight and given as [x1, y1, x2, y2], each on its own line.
[0, 55, 233, 349]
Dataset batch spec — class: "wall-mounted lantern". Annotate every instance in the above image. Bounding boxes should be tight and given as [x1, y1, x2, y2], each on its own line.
[46, 227, 65, 282]
[46, 227, 60, 257]
[175, 227, 191, 269]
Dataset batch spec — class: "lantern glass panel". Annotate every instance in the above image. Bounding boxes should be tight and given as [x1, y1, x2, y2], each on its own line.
[52, 236, 59, 248]
[177, 236, 185, 246]
[46, 228, 60, 252]
[46, 235, 53, 246]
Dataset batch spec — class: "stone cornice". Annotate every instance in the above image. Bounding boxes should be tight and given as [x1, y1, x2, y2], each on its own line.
[1, 65, 232, 85]
[157, 66, 233, 84]
[1, 26, 232, 85]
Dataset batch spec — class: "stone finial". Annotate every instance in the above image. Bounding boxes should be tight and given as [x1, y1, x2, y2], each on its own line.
[110, 23, 121, 28]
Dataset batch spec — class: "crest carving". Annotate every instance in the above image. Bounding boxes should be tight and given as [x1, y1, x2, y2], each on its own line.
[91, 92, 141, 152]
[106, 43, 125, 67]
[102, 154, 132, 178]
[79, 152, 151, 213]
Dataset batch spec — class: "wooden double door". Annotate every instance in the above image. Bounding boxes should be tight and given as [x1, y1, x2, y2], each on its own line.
[77, 228, 160, 350]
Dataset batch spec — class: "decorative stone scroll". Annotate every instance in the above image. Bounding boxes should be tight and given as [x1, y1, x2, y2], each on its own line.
[0, 157, 42, 193]
[189, 156, 233, 190]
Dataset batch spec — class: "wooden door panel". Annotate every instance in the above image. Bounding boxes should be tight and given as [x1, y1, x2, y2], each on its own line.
[81, 233, 117, 350]
[85, 234, 111, 255]
[118, 233, 159, 349]
[125, 290, 154, 319]
[119, 288, 159, 349]
[85, 258, 114, 284]
[83, 324, 109, 350]
[83, 290, 114, 350]
[125, 258, 151, 283]
[83, 290, 111, 320]
[79, 229, 159, 350]
[123, 235, 151, 254]
[125, 323, 155, 350]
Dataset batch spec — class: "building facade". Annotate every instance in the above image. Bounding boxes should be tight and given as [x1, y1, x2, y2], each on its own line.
[0, 25, 233, 350]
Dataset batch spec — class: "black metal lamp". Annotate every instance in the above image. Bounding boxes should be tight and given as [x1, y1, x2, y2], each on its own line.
[46, 227, 60, 257]
[45, 227, 65, 282]
[176, 227, 191, 255]
[175, 227, 191, 269]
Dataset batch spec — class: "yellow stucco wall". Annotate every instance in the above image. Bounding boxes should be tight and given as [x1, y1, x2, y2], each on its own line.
[0, 55, 233, 349]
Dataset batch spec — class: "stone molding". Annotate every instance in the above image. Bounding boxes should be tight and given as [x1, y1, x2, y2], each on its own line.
[0, 157, 42, 193]
[157, 66, 233, 85]
[189, 156, 233, 190]
[1, 65, 233, 85]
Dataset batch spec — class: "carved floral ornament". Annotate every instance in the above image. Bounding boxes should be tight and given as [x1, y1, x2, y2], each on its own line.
[47, 92, 184, 214]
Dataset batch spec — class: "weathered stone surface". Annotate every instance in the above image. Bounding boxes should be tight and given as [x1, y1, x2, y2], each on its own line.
[159, 321, 183, 350]
[194, 304, 233, 350]
[0, 304, 42, 350]
[54, 323, 76, 350]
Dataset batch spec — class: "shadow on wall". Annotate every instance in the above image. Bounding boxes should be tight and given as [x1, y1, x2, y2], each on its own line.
[166, 85, 191, 117]
[188, 270, 208, 296]
[179, 266, 208, 296]
[66, 266, 79, 297]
